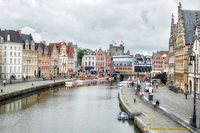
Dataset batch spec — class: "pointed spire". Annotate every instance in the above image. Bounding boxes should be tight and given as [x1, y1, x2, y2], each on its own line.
[196, 12, 200, 26]
[178, 2, 182, 12]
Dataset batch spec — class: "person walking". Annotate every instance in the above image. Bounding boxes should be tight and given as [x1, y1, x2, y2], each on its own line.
[3, 80, 6, 86]
[156, 82, 158, 88]
[185, 89, 188, 99]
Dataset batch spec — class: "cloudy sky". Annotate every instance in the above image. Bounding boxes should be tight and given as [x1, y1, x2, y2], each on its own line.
[0, 0, 200, 55]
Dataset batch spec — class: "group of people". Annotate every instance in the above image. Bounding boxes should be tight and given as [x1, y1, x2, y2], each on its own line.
[153, 82, 158, 88]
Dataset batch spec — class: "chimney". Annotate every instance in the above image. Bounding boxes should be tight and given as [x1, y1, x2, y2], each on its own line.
[17, 30, 21, 36]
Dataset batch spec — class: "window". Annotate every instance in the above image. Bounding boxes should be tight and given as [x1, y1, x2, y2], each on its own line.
[10, 58, 12, 64]
[14, 58, 16, 64]
[14, 66, 16, 72]
[10, 52, 12, 56]
[4, 46, 6, 50]
[10, 46, 12, 50]
[10, 66, 12, 73]
[0, 66, 1, 73]
[92, 57, 94, 60]
[4, 52, 6, 56]
[18, 59, 20, 64]
[15, 47, 17, 50]
[4, 66, 6, 73]
[18, 52, 20, 56]
[18, 67, 20, 73]
[14, 52, 16, 56]
[4, 58, 6, 63]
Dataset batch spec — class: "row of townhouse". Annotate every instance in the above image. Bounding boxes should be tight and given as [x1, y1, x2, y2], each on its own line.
[0, 29, 78, 80]
[168, 3, 200, 94]
[82, 47, 152, 74]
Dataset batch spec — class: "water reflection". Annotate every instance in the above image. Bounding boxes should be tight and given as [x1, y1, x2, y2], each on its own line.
[0, 81, 141, 133]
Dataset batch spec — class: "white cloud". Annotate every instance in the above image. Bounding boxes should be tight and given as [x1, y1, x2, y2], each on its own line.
[21, 26, 42, 42]
[0, 0, 199, 55]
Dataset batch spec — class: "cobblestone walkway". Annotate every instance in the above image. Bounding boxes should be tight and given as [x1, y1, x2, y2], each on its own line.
[121, 86, 190, 133]
[141, 83, 200, 129]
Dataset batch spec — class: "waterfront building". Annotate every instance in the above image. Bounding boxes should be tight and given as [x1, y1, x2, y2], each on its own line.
[188, 14, 200, 94]
[96, 48, 105, 73]
[35, 42, 51, 78]
[105, 52, 113, 73]
[18, 30, 38, 79]
[0, 29, 23, 79]
[168, 14, 177, 86]
[112, 55, 134, 73]
[66, 43, 74, 74]
[48, 45, 59, 77]
[174, 3, 200, 91]
[107, 44, 124, 56]
[82, 50, 96, 71]
[152, 51, 169, 73]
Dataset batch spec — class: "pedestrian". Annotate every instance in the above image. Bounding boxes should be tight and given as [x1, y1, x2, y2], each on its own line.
[132, 81, 134, 88]
[130, 82, 132, 88]
[155, 82, 158, 88]
[156, 99, 159, 106]
[3, 80, 6, 86]
[185, 89, 188, 99]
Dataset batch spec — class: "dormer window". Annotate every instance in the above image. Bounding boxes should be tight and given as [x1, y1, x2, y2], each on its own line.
[25, 40, 29, 49]
[7, 34, 10, 42]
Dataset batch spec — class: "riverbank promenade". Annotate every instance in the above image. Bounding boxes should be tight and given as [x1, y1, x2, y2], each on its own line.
[0, 79, 67, 100]
[121, 85, 192, 133]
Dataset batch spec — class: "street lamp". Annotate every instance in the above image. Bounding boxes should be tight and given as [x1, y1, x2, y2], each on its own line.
[188, 48, 196, 128]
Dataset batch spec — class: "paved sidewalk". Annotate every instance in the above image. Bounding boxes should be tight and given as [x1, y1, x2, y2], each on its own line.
[121, 86, 190, 133]
[141, 83, 200, 129]
[0, 79, 67, 97]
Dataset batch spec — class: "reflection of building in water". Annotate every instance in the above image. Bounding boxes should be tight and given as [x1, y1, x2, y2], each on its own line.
[0, 100, 22, 114]
[0, 90, 52, 114]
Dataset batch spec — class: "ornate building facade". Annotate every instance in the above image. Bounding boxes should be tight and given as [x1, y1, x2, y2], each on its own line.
[19, 30, 38, 79]
[174, 3, 200, 91]
[168, 15, 177, 86]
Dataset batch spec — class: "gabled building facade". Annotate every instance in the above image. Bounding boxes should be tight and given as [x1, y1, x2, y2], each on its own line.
[96, 48, 105, 73]
[152, 51, 169, 73]
[174, 3, 200, 91]
[18, 30, 38, 79]
[35, 42, 51, 78]
[0, 30, 23, 79]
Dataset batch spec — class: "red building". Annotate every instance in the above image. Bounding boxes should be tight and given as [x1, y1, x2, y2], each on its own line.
[35, 43, 51, 78]
[105, 52, 113, 73]
[152, 51, 169, 73]
[95, 48, 105, 72]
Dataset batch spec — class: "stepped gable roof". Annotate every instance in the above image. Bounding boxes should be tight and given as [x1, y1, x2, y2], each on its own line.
[49, 43, 61, 53]
[66, 45, 73, 57]
[35, 43, 46, 54]
[0, 30, 23, 43]
[47, 45, 53, 56]
[182, 10, 200, 44]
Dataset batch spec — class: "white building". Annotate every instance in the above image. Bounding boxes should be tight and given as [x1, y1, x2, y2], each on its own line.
[188, 22, 200, 94]
[59, 42, 68, 75]
[0, 30, 23, 79]
[82, 51, 96, 71]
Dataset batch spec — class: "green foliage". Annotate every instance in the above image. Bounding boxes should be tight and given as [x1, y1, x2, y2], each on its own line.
[77, 48, 91, 66]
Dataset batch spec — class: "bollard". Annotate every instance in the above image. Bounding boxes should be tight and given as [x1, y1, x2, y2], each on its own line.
[32, 83, 34, 86]
[1, 89, 3, 92]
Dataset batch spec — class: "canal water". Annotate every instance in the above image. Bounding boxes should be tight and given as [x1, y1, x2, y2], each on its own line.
[0, 81, 141, 133]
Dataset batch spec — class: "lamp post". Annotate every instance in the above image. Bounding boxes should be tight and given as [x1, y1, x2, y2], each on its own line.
[188, 48, 196, 128]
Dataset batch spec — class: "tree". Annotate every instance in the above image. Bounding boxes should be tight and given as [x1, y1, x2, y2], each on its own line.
[77, 48, 90, 67]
